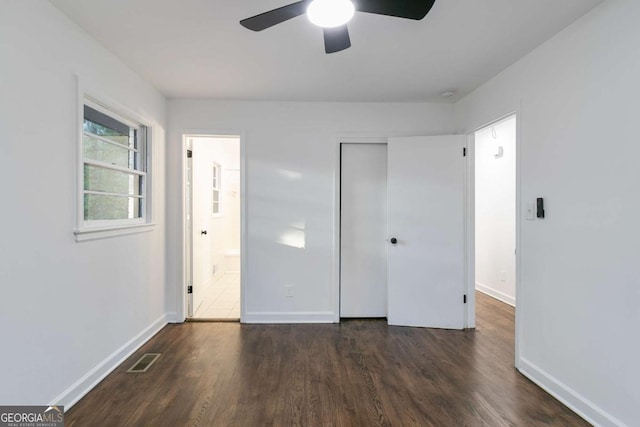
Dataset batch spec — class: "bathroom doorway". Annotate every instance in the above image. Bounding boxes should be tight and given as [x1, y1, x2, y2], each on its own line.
[186, 135, 242, 320]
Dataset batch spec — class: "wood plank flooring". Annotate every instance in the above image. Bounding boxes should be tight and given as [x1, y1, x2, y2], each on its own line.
[66, 293, 589, 426]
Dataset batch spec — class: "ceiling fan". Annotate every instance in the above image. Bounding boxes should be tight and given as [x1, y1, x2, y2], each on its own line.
[240, 0, 437, 54]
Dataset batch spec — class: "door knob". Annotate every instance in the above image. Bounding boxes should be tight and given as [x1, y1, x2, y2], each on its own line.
[390, 237, 398, 245]
[201, 230, 208, 235]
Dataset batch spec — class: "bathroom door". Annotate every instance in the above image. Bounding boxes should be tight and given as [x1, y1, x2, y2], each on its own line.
[191, 141, 213, 315]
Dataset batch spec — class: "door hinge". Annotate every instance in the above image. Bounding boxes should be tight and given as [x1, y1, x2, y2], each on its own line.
[187, 285, 193, 294]
[463, 147, 467, 157]
[187, 149, 193, 158]
[463, 294, 467, 304]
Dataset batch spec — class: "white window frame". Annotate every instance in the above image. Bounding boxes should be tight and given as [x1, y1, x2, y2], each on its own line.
[74, 79, 154, 242]
[212, 162, 222, 216]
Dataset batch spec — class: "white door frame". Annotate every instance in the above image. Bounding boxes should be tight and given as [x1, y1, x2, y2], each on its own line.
[339, 141, 389, 318]
[334, 134, 470, 325]
[334, 123, 521, 350]
[333, 136, 388, 322]
[464, 110, 522, 367]
[179, 130, 247, 322]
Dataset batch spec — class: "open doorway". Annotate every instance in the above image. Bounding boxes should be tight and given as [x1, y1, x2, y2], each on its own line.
[340, 142, 388, 319]
[186, 135, 241, 320]
[473, 114, 517, 342]
[475, 115, 516, 306]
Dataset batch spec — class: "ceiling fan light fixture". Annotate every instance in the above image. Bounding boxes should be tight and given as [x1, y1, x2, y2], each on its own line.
[307, 0, 355, 28]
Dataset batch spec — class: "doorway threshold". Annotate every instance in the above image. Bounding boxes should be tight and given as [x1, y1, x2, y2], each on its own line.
[187, 318, 240, 323]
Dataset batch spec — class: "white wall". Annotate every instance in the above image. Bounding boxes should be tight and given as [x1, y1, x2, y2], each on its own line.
[475, 116, 516, 306]
[168, 101, 455, 322]
[0, 1, 167, 408]
[455, 1, 640, 425]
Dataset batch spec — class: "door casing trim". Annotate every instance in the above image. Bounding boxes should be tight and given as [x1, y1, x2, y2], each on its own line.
[179, 130, 247, 323]
[464, 110, 521, 368]
[334, 136, 388, 322]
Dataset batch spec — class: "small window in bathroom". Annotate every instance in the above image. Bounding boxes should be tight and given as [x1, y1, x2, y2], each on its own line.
[212, 163, 221, 215]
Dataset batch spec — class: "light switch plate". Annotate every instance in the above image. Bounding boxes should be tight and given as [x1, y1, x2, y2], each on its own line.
[526, 203, 535, 220]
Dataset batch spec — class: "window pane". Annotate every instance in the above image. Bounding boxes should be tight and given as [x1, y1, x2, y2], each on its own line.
[80, 102, 149, 226]
[213, 202, 219, 214]
[84, 194, 141, 220]
[213, 165, 221, 189]
[84, 164, 141, 196]
[83, 105, 134, 148]
[83, 134, 134, 169]
[213, 190, 219, 202]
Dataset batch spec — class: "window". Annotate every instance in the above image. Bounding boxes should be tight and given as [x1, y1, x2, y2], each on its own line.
[212, 163, 221, 215]
[78, 98, 151, 234]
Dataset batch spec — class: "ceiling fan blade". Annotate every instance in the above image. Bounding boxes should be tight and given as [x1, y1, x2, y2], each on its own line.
[324, 25, 351, 54]
[354, 0, 436, 20]
[240, 1, 309, 31]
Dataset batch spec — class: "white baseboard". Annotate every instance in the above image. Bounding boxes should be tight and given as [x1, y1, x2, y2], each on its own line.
[52, 313, 169, 411]
[165, 311, 182, 323]
[518, 357, 627, 427]
[243, 311, 336, 324]
[476, 282, 515, 306]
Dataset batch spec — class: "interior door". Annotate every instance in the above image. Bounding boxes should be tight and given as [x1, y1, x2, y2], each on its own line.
[340, 143, 388, 317]
[387, 135, 466, 329]
[186, 146, 194, 316]
[191, 140, 213, 315]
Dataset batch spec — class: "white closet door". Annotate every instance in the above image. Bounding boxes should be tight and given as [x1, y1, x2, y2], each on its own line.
[340, 143, 388, 318]
[387, 136, 466, 329]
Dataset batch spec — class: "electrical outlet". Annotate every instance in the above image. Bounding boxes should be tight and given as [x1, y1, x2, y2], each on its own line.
[285, 286, 294, 298]
[499, 271, 507, 283]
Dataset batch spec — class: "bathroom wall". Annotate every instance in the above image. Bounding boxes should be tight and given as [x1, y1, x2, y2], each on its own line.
[192, 136, 241, 281]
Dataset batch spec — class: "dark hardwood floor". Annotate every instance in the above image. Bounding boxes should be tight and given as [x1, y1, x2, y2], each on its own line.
[66, 293, 589, 426]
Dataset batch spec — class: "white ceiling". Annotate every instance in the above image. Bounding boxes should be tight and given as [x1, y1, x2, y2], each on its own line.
[50, 0, 602, 102]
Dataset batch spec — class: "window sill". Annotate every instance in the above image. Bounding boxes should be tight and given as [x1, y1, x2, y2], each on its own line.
[74, 223, 156, 242]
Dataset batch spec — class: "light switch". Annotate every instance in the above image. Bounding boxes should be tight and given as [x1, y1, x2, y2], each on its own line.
[526, 203, 535, 220]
